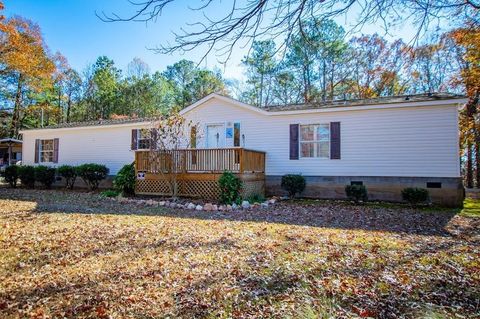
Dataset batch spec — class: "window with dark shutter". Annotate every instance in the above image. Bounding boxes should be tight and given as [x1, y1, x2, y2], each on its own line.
[289, 124, 299, 160]
[53, 138, 59, 163]
[131, 129, 138, 150]
[330, 122, 341, 160]
[34, 139, 39, 163]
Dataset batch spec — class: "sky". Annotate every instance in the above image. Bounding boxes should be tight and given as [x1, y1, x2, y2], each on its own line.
[4, 0, 440, 81]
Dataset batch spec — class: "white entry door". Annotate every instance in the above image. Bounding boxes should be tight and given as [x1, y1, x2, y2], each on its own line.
[206, 124, 225, 148]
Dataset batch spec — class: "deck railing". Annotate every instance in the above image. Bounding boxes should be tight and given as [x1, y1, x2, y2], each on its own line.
[135, 148, 266, 174]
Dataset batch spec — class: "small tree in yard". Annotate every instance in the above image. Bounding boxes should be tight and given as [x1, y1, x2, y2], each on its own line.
[345, 185, 368, 203]
[34, 166, 56, 189]
[149, 113, 198, 200]
[57, 165, 78, 189]
[114, 163, 136, 196]
[402, 187, 429, 207]
[4, 165, 19, 188]
[218, 171, 242, 204]
[18, 165, 36, 188]
[77, 163, 109, 191]
[281, 174, 306, 198]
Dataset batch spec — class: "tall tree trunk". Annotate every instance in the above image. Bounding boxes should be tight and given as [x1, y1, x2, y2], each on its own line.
[322, 60, 327, 102]
[66, 93, 72, 123]
[476, 135, 480, 188]
[259, 73, 264, 107]
[10, 74, 23, 138]
[466, 141, 473, 188]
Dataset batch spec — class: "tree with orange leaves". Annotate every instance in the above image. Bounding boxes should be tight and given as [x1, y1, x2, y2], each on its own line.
[449, 26, 480, 187]
[0, 12, 55, 137]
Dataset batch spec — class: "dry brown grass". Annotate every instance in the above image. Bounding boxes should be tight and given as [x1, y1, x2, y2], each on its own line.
[0, 188, 479, 318]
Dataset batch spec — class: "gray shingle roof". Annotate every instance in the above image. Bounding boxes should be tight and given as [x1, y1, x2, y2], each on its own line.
[29, 117, 158, 130]
[263, 93, 466, 112]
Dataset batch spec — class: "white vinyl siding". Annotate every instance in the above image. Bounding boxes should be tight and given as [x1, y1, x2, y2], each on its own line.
[184, 98, 460, 178]
[22, 123, 150, 174]
[21, 97, 461, 178]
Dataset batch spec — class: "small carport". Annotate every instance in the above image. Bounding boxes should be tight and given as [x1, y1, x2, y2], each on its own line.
[0, 138, 22, 166]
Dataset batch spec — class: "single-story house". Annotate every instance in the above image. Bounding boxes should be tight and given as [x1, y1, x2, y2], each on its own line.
[20, 92, 467, 206]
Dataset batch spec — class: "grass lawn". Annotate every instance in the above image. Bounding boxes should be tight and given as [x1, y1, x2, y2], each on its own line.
[0, 188, 479, 318]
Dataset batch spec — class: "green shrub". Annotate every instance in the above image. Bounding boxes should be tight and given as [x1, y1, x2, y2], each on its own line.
[401, 187, 429, 206]
[18, 165, 36, 188]
[218, 171, 242, 204]
[113, 163, 136, 196]
[34, 166, 56, 189]
[281, 174, 306, 198]
[57, 165, 78, 189]
[100, 189, 120, 198]
[76, 163, 109, 190]
[245, 193, 266, 203]
[4, 165, 19, 188]
[345, 184, 368, 203]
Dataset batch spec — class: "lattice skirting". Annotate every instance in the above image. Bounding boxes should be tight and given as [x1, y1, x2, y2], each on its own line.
[136, 173, 264, 200]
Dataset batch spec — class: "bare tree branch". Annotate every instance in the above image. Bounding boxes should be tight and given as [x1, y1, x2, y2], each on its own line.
[100, 0, 479, 63]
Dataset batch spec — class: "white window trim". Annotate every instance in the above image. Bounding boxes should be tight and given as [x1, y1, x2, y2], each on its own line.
[39, 139, 54, 163]
[137, 129, 151, 150]
[299, 123, 330, 159]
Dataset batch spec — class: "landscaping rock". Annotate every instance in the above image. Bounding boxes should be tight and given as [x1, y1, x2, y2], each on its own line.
[268, 198, 276, 205]
[261, 202, 269, 208]
[204, 203, 214, 211]
[241, 200, 250, 209]
[158, 201, 166, 206]
[212, 205, 218, 211]
[226, 205, 232, 211]
[187, 203, 196, 210]
[218, 205, 226, 211]
[195, 205, 203, 211]
[232, 203, 238, 210]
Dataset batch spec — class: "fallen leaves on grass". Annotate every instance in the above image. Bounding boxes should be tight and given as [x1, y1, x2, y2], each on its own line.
[0, 188, 479, 318]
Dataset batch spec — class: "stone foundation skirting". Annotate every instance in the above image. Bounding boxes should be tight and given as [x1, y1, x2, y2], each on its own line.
[266, 175, 464, 207]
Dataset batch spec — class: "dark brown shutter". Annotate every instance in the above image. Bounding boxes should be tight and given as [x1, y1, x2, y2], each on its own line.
[34, 139, 40, 163]
[131, 129, 138, 150]
[330, 122, 341, 160]
[289, 124, 299, 160]
[53, 138, 59, 163]
[150, 128, 158, 150]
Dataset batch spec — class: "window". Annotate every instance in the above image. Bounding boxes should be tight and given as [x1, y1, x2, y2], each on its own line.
[137, 129, 151, 150]
[40, 139, 54, 162]
[300, 124, 330, 158]
[234, 122, 241, 147]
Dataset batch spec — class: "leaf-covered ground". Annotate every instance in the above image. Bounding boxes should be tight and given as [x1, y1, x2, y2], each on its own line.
[0, 188, 479, 318]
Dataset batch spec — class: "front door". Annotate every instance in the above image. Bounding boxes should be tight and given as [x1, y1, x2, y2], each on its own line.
[206, 124, 225, 148]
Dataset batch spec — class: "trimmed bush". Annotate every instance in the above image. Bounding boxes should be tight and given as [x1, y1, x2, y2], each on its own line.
[218, 171, 242, 204]
[281, 174, 306, 198]
[4, 165, 19, 188]
[402, 187, 429, 206]
[245, 193, 266, 204]
[76, 163, 109, 190]
[57, 165, 78, 189]
[35, 166, 56, 189]
[345, 184, 368, 203]
[100, 189, 120, 198]
[113, 163, 136, 196]
[18, 165, 36, 188]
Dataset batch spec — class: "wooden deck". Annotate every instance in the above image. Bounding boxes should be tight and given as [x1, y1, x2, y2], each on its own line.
[134, 148, 266, 199]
